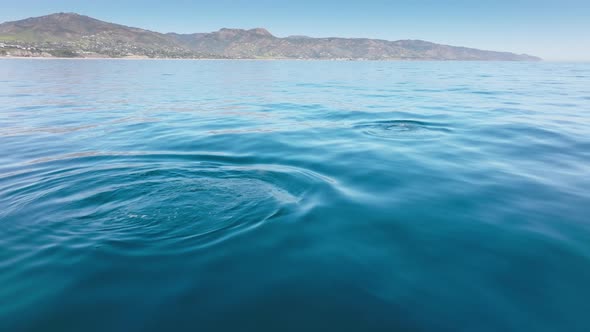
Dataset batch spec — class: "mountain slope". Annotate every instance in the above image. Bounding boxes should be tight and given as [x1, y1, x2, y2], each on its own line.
[0, 13, 213, 58]
[169, 29, 539, 61]
[0, 13, 541, 60]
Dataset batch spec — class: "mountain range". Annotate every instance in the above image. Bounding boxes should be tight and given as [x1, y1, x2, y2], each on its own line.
[0, 13, 541, 61]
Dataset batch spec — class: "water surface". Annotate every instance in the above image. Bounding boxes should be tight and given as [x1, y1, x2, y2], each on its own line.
[1, 59, 590, 331]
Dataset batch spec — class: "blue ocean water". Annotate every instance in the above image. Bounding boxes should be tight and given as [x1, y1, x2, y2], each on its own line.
[0, 59, 589, 331]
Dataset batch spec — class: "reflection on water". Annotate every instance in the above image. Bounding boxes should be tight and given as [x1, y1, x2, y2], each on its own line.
[1, 59, 590, 332]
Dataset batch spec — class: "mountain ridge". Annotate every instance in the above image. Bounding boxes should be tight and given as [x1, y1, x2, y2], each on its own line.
[0, 13, 541, 61]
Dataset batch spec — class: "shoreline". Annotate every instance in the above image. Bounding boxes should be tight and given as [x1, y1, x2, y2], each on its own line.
[0, 56, 545, 62]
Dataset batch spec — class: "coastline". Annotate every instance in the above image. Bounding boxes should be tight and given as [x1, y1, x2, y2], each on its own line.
[0, 56, 544, 62]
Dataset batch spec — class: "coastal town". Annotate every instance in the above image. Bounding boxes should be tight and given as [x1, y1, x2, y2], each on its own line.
[0, 37, 214, 59]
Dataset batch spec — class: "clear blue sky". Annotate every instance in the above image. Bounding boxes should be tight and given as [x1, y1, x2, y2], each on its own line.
[1, 0, 589, 61]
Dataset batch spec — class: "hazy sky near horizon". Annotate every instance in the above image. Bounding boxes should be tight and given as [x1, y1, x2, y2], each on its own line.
[1, 0, 589, 61]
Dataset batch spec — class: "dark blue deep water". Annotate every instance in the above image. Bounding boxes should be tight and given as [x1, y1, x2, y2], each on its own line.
[1, 59, 590, 331]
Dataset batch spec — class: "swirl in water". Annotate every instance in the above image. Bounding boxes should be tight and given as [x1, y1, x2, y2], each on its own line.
[0, 152, 329, 254]
[355, 120, 452, 140]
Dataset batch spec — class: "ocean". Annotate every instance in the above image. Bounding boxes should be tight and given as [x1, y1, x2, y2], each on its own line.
[1, 59, 589, 331]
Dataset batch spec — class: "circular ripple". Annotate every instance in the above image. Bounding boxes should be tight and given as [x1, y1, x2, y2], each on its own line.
[356, 120, 451, 140]
[0, 153, 326, 253]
